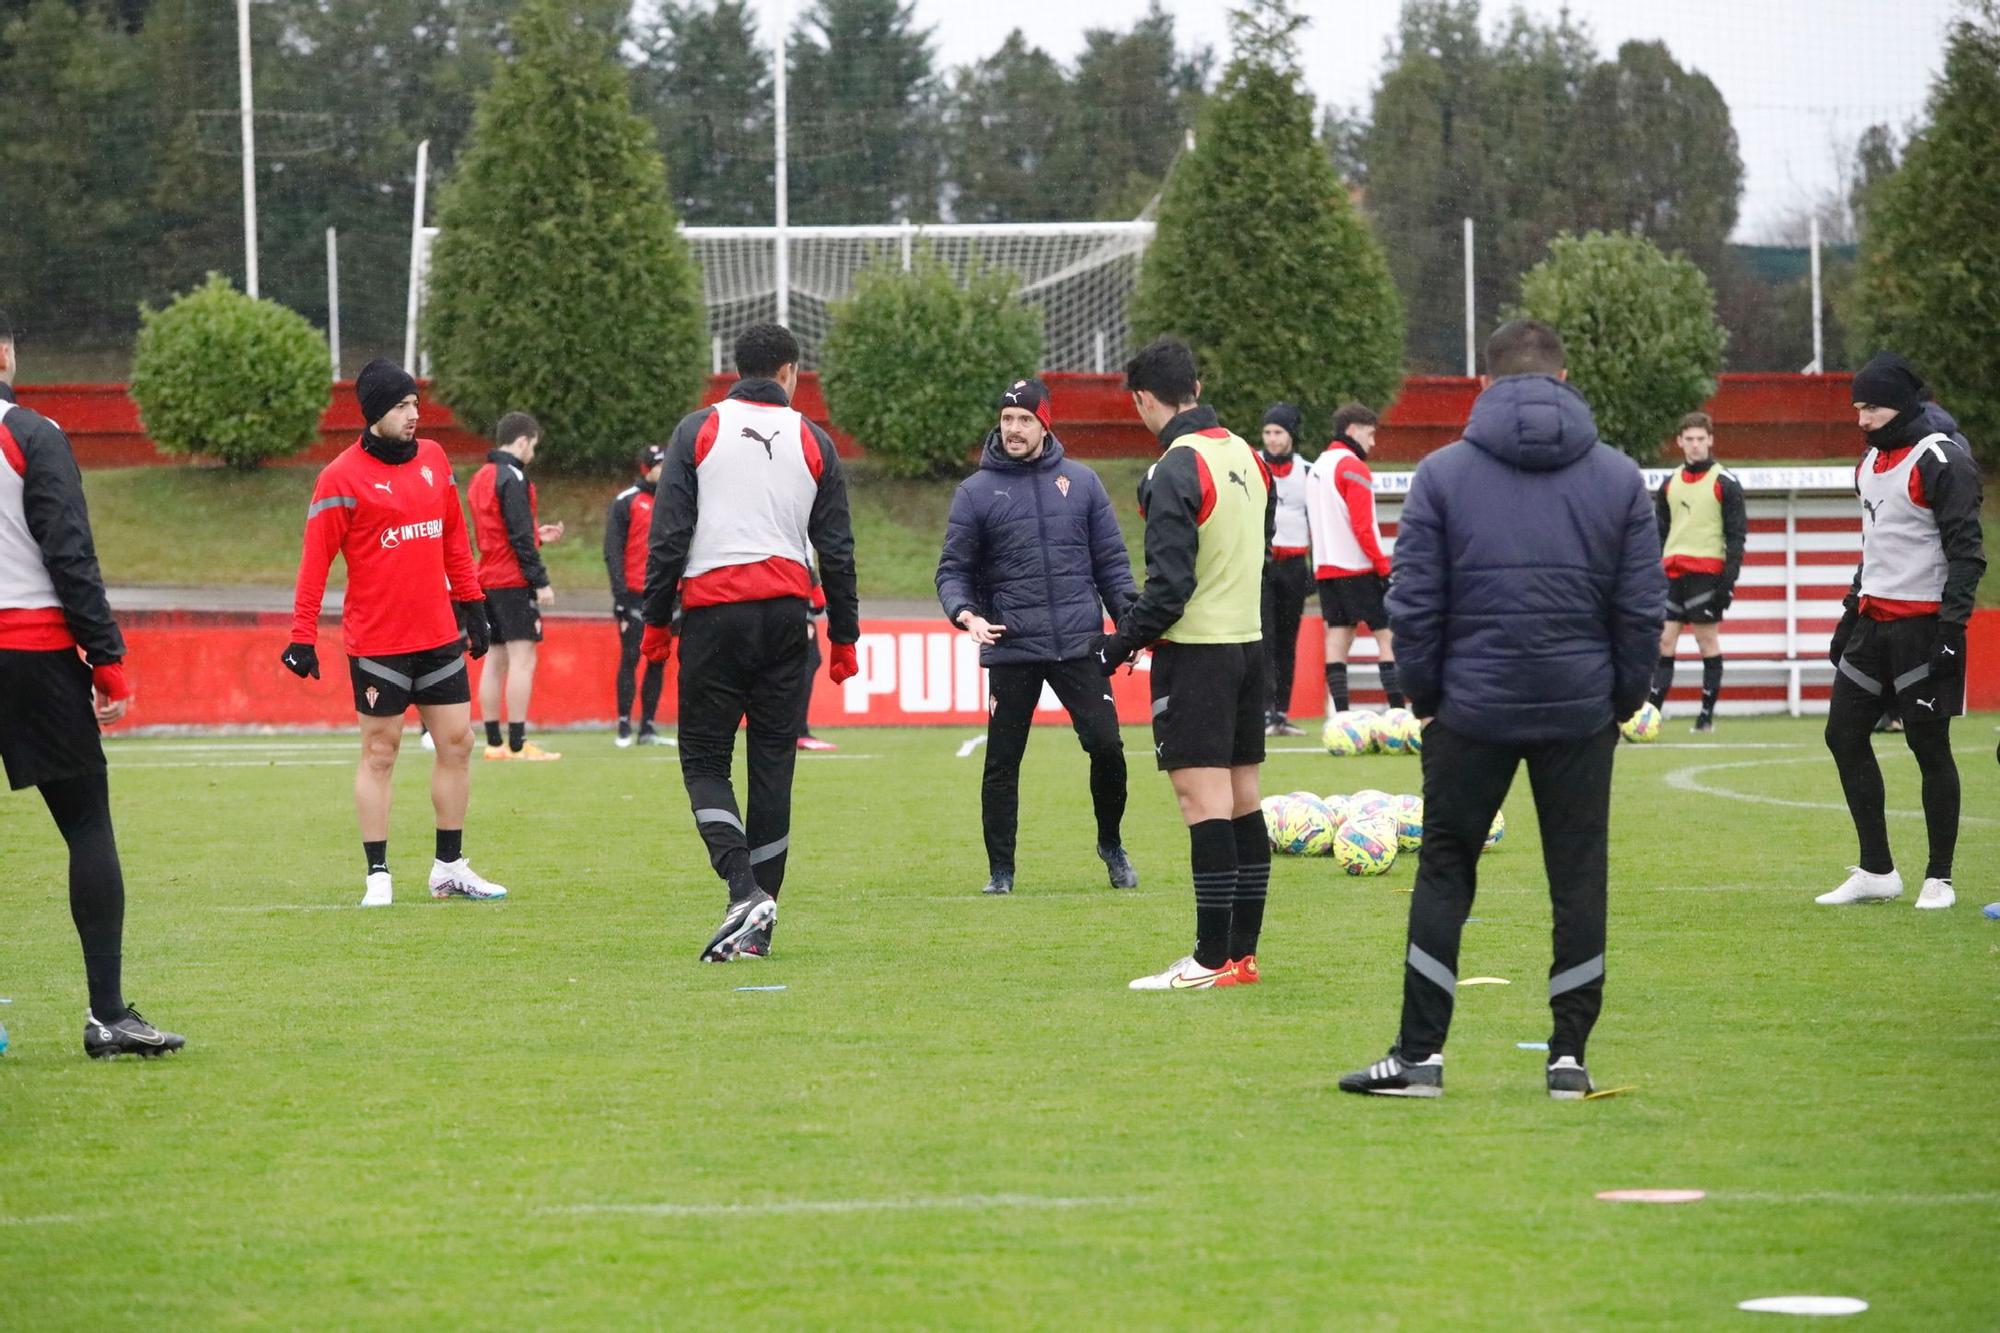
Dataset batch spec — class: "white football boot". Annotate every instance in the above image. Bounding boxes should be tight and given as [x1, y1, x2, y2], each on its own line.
[1914, 878, 1955, 910]
[429, 858, 509, 901]
[361, 871, 393, 908]
[1814, 866, 1903, 905]
[1128, 955, 1229, 991]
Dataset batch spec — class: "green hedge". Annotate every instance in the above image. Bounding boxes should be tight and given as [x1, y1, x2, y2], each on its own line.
[1514, 230, 1726, 456]
[129, 274, 330, 470]
[821, 254, 1043, 478]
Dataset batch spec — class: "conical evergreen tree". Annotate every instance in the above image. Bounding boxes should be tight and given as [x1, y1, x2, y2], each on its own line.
[1131, 0, 1402, 435]
[426, 0, 706, 471]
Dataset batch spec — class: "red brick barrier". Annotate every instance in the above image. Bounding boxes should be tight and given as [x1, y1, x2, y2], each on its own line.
[30, 372, 1871, 469]
[95, 605, 2000, 734]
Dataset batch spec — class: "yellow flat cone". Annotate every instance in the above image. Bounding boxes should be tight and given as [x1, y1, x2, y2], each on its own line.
[1584, 1085, 1638, 1100]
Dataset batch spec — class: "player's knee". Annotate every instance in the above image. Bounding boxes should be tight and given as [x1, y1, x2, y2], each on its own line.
[433, 725, 474, 763]
[360, 734, 401, 772]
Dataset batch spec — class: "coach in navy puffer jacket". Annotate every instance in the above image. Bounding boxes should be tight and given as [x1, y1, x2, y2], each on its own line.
[1386, 368, 1667, 743]
[935, 427, 1136, 666]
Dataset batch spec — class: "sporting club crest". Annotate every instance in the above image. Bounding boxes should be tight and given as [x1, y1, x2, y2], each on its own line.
[1055, 475, 1070, 498]
[421, 464, 435, 488]
[365, 686, 380, 709]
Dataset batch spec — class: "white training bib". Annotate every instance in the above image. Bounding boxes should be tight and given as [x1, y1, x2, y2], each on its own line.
[1856, 434, 1949, 604]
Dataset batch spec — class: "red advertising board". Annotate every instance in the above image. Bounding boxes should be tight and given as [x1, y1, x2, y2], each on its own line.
[101, 606, 2000, 734]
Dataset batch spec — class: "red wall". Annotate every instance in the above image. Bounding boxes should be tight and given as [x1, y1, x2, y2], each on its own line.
[98, 606, 2000, 734]
[28, 372, 1870, 469]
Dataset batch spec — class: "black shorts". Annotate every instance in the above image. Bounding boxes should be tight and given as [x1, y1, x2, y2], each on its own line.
[347, 643, 472, 717]
[1318, 573, 1387, 629]
[0, 649, 105, 790]
[1666, 572, 1727, 625]
[485, 586, 544, 644]
[1149, 640, 1267, 771]
[1834, 614, 1965, 720]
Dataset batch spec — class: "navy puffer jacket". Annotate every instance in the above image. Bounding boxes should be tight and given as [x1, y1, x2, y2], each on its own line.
[1386, 374, 1667, 743]
[936, 431, 1137, 666]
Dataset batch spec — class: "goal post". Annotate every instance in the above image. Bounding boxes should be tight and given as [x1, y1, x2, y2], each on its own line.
[412, 220, 1156, 375]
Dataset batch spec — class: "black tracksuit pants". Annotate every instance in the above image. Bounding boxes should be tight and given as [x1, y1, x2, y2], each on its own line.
[615, 612, 666, 728]
[1398, 721, 1617, 1063]
[677, 598, 811, 899]
[983, 657, 1127, 875]
[1261, 554, 1312, 718]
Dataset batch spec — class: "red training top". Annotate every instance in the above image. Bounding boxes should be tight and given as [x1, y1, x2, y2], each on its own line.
[291, 437, 482, 655]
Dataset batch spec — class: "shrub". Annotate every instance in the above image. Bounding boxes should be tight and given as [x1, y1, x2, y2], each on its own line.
[425, 0, 707, 473]
[129, 274, 330, 469]
[1131, 1, 1403, 434]
[1513, 230, 1727, 455]
[821, 253, 1043, 478]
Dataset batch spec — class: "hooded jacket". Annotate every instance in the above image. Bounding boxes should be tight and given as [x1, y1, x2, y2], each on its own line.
[936, 430, 1136, 666]
[1386, 374, 1666, 743]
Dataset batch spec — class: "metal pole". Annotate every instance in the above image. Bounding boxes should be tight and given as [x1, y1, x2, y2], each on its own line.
[1808, 214, 1824, 374]
[404, 139, 430, 371]
[773, 3, 790, 327]
[326, 227, 340, 381]
[712, 335, 723, 374]
[1463, 216, 1475, 377]
[1094, 330, 1107, 375]
[237, 0, 258, 297]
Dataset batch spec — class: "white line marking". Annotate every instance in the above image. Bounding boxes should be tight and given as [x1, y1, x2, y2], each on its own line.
[111, 759, 354, 770]
[1663, 755, 1997, 824]
[0, 1214, 98, 1227]
[104, 741, 354, 753]
[955, 733, 989, 758]
[544, 1193, 1145, 1219]
[799, 753, 878, 760]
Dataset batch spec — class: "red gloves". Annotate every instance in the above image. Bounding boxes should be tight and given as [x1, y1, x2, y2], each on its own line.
[91, 662, 132, 702]
[640, 624, 675, 665]
[828, 641, 859, 684]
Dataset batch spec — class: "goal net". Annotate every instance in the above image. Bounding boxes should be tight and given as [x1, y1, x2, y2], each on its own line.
[416, 221, 1154, 374]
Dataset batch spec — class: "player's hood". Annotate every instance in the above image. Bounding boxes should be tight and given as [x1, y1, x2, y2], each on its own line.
[979, 427, 1068, 473]
[1461, 373, 1599, 473]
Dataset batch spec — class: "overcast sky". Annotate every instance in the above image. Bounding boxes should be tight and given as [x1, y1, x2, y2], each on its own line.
[764, 0, 1963, 241]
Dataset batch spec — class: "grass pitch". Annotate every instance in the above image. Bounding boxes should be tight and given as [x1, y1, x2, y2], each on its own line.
[2, 717, 1997, 1327]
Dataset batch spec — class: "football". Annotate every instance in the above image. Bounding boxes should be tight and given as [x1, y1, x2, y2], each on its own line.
[1484, 809, 1506, 852]
[1378, 707, 1421, 754]
[1391, 793, 1425, 851]
[1620, 701, 1663, 743]
[1332, 812, 1399, 875]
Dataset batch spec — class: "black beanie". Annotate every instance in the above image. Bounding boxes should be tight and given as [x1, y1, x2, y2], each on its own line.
[1851, 352, 1923, 415]
[1260, 402, 1303, 444]
[997, 377, 1053, 430]
[356, 358, 419, 426]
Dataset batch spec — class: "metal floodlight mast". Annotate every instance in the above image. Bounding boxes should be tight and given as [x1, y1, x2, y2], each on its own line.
[237, 0, 258, 297]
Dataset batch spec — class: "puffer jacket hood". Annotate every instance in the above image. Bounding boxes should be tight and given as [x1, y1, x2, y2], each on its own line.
[1462, 374, 1600, 473]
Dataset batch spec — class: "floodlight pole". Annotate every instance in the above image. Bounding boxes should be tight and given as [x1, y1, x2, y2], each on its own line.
[326, 227, 340, 381]
[773, 1, 791, 329]
[1808, 214, 1824, 374]
[237, 0, 259, 297]
[404, 139, 430, 371]
[1462, 217, 1475, 377]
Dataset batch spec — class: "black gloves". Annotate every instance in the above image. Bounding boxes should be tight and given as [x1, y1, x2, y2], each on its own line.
[1089, 632, 1133, 677]
[1930, 621, 1966, 680]
[1829, 607, 1858, 667]
[458, 600, 491, 660]
[1715, 584, 1734, 614]
[280, 642, 320, 680]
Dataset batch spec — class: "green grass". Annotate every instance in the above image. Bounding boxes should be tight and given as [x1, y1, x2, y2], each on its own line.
[2, 717, 1996, 1326]
[74, 460, 2000, 606]
[78, 461, 1156, 603]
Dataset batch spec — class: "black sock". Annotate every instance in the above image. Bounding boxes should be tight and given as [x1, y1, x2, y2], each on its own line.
[1651, 655, 1676, 709]
[1380, 660, 1405, 710]
[1324, 662, 1349, 713]
[435, 828, 462, 864]
[364, 839, 389, 874]
[508, 722, 525, 752]
[1189, 818, 1236, 969]
[1700, 655, 1723, 715]
[484, 720, 502, 748]
[1229, 812, 1270, 960]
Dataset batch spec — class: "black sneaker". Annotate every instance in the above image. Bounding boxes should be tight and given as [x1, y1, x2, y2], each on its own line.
[1338, 1048, 1443, 1098]
[736, 924, 773, 958]
[1691, 712, 1715, 734]
[84, 1006, 185, 1060]
[1096, 845, 1139, 889]
[616, 721, 634, 748]
[1265, 715, 1306, 738]
[1546, 1055, 1595, 1100]
[636, 726, 673, 747]
[981, 871, 1014, 896]
[700, 890, 776, 962]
